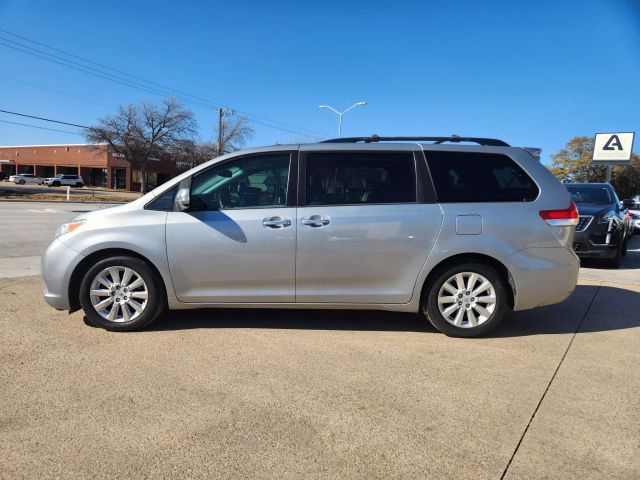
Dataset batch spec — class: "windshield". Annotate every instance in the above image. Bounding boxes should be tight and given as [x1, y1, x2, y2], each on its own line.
[567, 186, 613, 205]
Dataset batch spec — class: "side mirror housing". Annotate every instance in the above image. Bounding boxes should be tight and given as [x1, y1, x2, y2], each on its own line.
[175, 187, 191, 211]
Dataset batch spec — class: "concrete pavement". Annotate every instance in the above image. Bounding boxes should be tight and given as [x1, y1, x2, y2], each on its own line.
[1, 275, 638, 479]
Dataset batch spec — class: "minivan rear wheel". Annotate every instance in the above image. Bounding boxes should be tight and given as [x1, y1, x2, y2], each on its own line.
[79, 256, 166, 331]
[422, 263, 508, 337]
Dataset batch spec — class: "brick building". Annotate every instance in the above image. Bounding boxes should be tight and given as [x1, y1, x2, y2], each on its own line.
[0, 143, 182, 190]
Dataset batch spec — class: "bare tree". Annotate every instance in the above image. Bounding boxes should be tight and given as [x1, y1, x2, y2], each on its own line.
[87, 98, 197, 193]
[170, 140, 216, 169]
[214, 113, 254, 156]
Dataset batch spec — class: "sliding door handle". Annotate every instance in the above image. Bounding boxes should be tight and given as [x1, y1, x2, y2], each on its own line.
[301, 216, 331, 227]
[263, 217, 292, 228]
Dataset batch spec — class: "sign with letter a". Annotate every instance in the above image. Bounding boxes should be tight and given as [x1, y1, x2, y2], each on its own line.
[593, 132, 635, 165]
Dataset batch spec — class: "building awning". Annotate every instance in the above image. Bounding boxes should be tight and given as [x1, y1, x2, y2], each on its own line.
[0, 159, 15, 164]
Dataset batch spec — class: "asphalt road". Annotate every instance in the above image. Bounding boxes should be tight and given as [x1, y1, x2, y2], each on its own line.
[0, 201, 116, 278]
[1, 201, 639, 479]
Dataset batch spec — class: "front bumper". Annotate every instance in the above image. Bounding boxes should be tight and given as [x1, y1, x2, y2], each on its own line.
[572, 218, 620, 258]
[42, 238, 85, 311]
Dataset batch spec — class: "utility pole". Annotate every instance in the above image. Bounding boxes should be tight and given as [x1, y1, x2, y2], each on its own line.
[216, 108, 235, 156]
[217, 108, 223, 157]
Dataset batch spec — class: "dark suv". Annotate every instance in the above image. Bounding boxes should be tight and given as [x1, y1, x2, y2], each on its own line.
[566, 183, 630, 267]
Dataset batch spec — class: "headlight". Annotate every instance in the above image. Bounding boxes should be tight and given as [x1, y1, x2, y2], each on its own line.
[597, 212, 615, 224]
[55, 219, 86, 238]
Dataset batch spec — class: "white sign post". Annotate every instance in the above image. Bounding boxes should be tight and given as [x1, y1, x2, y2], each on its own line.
[592, 132, 635, 182]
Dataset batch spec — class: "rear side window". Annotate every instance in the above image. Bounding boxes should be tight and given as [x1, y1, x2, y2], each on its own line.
[305, 152, 416, 205]
[425, 151, 539, 202]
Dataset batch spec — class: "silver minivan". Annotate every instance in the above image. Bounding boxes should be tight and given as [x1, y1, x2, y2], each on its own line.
[42, 136, 580, 337]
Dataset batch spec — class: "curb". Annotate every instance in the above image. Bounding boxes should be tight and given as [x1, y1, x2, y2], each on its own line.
[0, 198, 127, 205]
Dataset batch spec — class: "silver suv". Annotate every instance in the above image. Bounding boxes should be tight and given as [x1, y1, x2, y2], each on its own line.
[42, 136, 580, 337]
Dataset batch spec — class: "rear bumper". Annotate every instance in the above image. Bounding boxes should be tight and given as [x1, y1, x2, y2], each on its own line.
[42, 239, 84, 311]
[507, 247, 580, 310]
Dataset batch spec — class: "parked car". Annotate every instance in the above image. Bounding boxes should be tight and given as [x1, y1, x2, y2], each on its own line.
[566, 183, 631, 267]
[622, 200, 640, 234]
[42, 135, 580, 337]
[9, 173, 44, 185]
[44, 174, 84, 187]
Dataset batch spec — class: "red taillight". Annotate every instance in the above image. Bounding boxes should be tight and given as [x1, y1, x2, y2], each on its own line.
[539, 200, 579, 226]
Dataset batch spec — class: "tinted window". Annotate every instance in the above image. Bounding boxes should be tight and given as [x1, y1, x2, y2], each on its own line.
[567, 186, 613, 205]
[425, 151, 538, 202]
[305, 152, 416, 205]
[190, 154, 290, 211]
[146, 186, 177, 211]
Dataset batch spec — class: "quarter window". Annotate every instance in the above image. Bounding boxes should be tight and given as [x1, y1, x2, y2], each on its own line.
[190, 154, 291, 211]
[305, 152, 416, 205]
[425, 151, 539, 202]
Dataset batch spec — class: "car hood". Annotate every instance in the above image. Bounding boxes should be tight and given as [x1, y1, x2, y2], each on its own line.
[67, 194, 150, 223]
[575, 204, 615, 217]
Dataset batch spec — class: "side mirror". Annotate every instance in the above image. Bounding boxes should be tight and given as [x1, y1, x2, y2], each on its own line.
[175, 187, 190, 211]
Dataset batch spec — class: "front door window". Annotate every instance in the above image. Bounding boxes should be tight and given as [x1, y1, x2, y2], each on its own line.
[190, 154, 291, 211]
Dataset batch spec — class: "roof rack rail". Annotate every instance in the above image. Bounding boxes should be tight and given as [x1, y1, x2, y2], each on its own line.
[320, 134, 510, 147]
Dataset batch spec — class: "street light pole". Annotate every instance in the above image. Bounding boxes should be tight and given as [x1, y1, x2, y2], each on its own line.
[319, 102, 367, 137]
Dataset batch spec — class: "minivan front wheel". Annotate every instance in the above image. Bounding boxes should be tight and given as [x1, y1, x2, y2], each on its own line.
[423, 263, 508, 337]
[79, 256, 166, 331]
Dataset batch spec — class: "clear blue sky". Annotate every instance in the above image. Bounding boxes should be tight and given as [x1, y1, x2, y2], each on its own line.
[0, 0, 638, 163]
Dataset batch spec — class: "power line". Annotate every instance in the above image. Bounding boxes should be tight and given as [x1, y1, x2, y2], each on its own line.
[0, 73, 108, 107]
[0, 28, 327, 138]
[0, 109, 89, 128]
[0, 118, 84, 136]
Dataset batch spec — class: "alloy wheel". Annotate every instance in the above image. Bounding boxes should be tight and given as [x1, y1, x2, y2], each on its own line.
[89, 266, 149, 322]
[437, 272, 497, 328]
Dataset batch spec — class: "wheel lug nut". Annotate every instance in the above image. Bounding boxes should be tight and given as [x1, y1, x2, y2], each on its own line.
[458, 302, 462, 305]
[466, 304, 470, 308]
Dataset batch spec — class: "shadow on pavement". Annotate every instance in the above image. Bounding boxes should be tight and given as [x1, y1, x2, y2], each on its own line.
[116, 284, 640, 337]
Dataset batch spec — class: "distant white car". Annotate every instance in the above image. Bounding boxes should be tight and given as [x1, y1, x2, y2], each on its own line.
[9, 173, 44, 185]
[628, 209, 640, 233]
[44, 174, 84, 188]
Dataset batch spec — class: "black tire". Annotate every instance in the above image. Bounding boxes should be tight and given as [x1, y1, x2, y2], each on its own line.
[422, 262, 509, 338]
[79, 256, 166, 331]
[52, 181, 60, 187]
[604, 244, 623, 268]
[75, 182, 83, 188]
[19, 179, 25, 185]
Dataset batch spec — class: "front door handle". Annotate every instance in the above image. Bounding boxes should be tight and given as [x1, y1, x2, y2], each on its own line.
[263, 217, 292, 229]
[301, 216, 331, 227]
